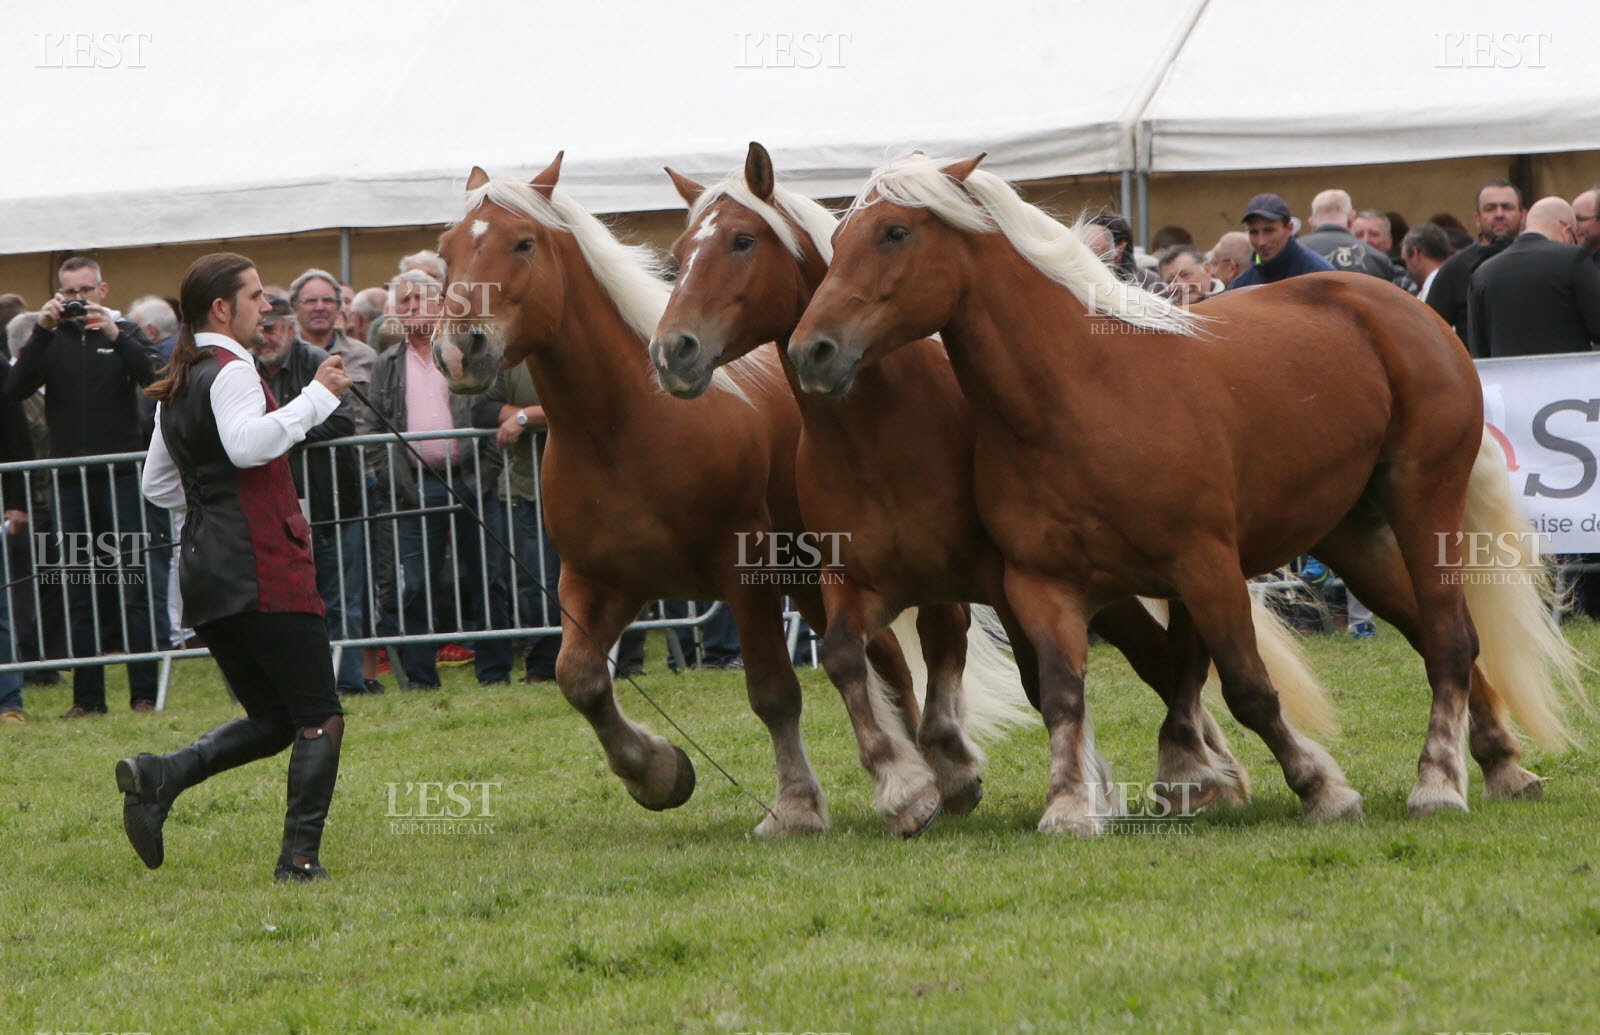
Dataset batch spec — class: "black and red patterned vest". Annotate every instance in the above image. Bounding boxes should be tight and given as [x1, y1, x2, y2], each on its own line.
[160, 347, 324, 626]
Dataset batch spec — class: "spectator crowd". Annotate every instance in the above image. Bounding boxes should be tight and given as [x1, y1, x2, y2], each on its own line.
[3, 175, 1598, 722]
[0, 249, 743, 724]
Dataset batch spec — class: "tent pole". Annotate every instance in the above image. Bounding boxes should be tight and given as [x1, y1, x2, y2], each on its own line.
[1137, 169, 1150, 251]
[339, 228, 353, 286]
[1120, 170, 1133, 225]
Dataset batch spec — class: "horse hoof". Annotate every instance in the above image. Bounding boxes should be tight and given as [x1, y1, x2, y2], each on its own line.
[885, 786, 944, 838]
[752, 804, 829, 837]
[941, 777, 984, 817]
[1305, 785, 1364, 823]
[1406, 786, 1467, 819]
[627, 743, 696, 811]
[1484, 765, 1544, 802]
[1179, 781, 1219, 814]
[1036, 800, 1106, 837]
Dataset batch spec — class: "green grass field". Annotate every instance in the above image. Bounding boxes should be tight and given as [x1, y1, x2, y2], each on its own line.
[3, 623, 1599, 1035]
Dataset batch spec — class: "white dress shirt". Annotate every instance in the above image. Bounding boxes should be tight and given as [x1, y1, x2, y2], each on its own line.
[1417, 267, 1440, 304]
[142, 332, 341, 513]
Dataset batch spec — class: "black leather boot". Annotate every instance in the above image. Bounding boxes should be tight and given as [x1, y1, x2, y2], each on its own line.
[275, 715, 344, 882]
[116, 717, 295, 869]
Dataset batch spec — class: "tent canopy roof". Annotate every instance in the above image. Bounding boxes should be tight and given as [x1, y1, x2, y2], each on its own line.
[1140, 0, 1600, 173]
[4, 0, 1596, 256]
[0, 0, 1199, 254]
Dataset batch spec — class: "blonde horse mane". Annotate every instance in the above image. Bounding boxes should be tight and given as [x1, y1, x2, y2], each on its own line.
[462, 176, 777, 404]
[688, 175, 841, 266]
[849, 153, 1200, 337]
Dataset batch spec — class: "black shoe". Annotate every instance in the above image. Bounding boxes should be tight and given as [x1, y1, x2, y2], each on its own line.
[338, 679, 385, 697]
[274, 860, 329, 883]
[23, 669, 61, 687]
[363, 678, 386, 695]
[523, 671, 557, 685]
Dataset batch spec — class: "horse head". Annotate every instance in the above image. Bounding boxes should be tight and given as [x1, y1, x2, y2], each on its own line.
[789, 154, 986, 396]
[652, 142, 828, 398]
[433, 153, 568, 394]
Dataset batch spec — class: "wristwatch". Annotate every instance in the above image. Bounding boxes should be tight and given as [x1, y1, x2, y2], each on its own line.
[515, 410, 529, 427]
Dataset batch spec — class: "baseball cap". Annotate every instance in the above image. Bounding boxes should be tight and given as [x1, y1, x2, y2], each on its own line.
[262, 295, 292, 325]
[1241, 193, 1292, 223]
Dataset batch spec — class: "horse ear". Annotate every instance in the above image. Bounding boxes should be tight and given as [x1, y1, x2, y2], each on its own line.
[530, 151, 564, 199]
[466, 166, 489, 191]
[940, 153, 988, 183]
[665, 167, 705, 207]
[745, 142, 775, 203]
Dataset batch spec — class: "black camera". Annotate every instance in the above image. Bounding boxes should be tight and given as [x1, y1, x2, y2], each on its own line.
[60, 299, 89, 319]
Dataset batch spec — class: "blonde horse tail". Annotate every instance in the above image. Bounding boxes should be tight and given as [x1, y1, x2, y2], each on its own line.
[1249, 596, 1339, 739]
[1461, 430, 1588, 750]
[1139, 595, 1338, 739]
[887, 606, 1039, 749]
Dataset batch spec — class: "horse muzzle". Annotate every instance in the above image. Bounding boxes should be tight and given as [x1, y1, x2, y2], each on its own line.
[787, 333, 860, 397]
[649, 331, 717, 399]
[433, 322, 503, 394]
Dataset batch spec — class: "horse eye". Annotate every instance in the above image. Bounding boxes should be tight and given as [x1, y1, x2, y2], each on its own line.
[884, 225, 910, 244]
[514, 238, 535, 254]
[731, 234, 756, 252]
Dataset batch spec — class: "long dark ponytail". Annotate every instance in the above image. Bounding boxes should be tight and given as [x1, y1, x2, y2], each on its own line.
[146, 252, 255, 404]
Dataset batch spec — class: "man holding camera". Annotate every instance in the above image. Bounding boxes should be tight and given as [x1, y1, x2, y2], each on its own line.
[5, 257, 162, 717]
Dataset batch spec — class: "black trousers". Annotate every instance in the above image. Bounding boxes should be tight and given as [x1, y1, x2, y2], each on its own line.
[197, 612, 342, 729]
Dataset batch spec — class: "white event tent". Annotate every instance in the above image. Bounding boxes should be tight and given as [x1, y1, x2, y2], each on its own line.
[2, 0, 1598, 258]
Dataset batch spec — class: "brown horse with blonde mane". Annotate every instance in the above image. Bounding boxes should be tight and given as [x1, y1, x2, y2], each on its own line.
[431, 154, 917, 836]
[649, 142, 1337, 832]
[791, 152, 1581, 834]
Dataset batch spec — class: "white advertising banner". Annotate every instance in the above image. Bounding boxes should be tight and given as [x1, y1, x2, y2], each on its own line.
[1477, 352, 1600, 553]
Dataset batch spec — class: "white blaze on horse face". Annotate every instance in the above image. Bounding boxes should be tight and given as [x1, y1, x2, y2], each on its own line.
[471, 219, 489, 241]
[675, 213, 719, 288]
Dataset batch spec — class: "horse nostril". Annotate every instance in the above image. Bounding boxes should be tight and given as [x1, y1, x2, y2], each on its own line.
[809, 338, 838, 366]
[670, 333, 700, 364]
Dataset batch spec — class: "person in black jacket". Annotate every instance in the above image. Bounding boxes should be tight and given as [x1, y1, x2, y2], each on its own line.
[4, 258, 162, 717]
[1426, 179, 1525, 342]
[1467, 196, 1600, 358]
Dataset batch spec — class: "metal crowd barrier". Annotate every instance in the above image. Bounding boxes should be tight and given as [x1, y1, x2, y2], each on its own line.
[3, 433, 1584, 709]
[0, 428, 725, 709]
